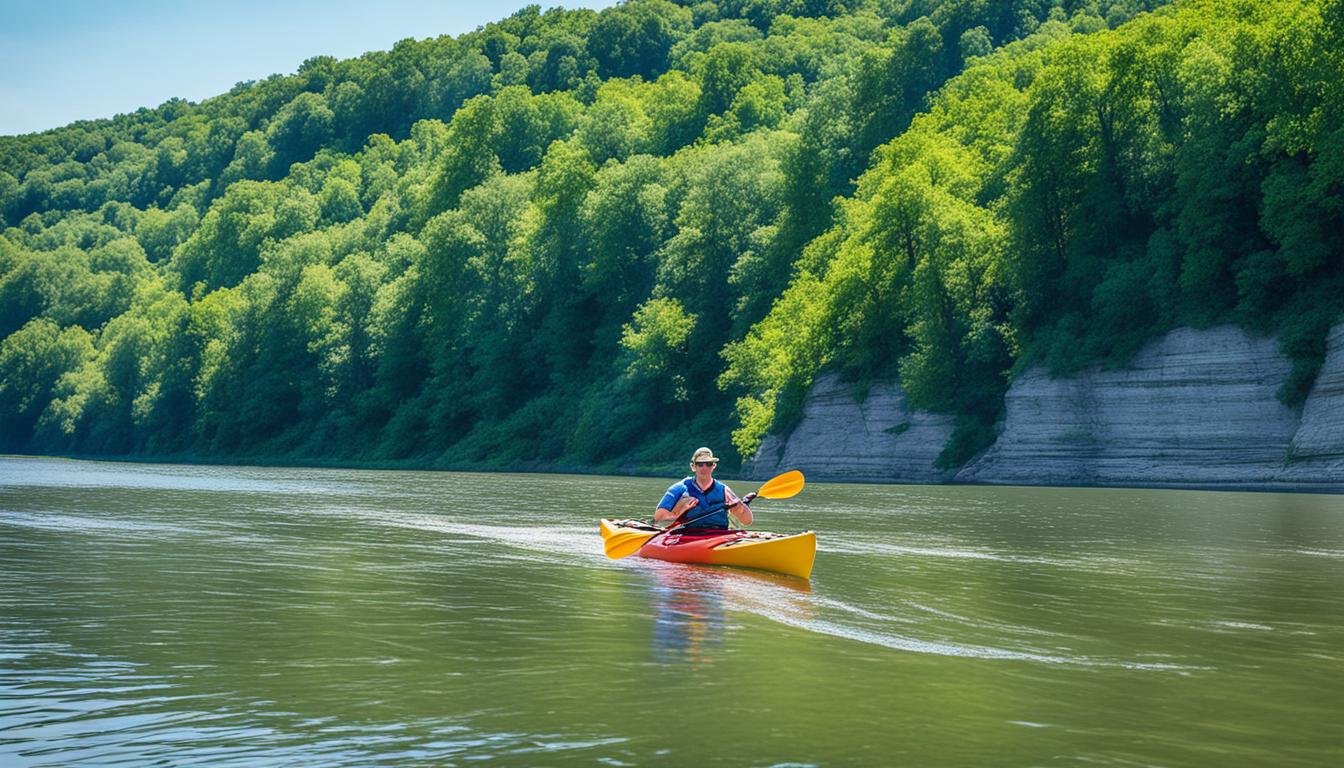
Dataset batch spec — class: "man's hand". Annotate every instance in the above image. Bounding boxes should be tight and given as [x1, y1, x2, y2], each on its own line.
[657, 495, 698, 527]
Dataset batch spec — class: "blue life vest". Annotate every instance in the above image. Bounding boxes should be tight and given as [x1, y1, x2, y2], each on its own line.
[658, 477, 732, 529]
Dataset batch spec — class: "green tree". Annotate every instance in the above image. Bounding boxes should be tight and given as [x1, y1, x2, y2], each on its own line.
[173, 181, 319, 292]
[621, 296, 697, 408]
[589, 0, 693, 79]
[0, 319, 94, 449]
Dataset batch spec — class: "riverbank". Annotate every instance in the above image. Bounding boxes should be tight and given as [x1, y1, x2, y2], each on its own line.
[6, 450, 1342, 496]
[8, 322, 1343, 496]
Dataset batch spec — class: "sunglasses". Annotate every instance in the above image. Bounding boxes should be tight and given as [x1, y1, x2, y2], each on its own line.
[694, 461, 717, 467]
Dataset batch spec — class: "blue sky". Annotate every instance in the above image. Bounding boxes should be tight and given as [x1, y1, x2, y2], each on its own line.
[1, 0, 617, 137]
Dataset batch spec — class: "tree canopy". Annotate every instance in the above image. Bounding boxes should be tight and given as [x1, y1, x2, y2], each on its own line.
[3, 0, 1337, 474]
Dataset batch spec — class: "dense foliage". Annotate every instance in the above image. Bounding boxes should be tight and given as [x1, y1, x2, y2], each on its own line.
[2, 0, 1336, 474]
[725, 0, 1344, 465]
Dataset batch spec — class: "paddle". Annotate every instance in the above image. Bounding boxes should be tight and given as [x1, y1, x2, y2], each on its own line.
[603, 470, 805, 560]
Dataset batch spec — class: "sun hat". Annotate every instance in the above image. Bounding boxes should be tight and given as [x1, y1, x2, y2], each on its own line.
[689, 447, 719, 465]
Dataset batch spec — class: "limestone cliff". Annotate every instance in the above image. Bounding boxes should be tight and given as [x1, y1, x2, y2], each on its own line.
[956, 327, 1300, 487]
[745, 372, 954, 482]
[748, 325, 1344, 491]
[1277, 324, 1344, 487]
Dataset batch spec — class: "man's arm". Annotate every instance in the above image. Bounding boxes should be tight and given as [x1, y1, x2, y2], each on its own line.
[656, 493, 697, 525]
[726, 488, 754, 526]
[654, 482, 692, 525]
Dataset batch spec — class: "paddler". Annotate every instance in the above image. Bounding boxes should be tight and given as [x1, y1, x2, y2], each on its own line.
[654, 447, 756, 530]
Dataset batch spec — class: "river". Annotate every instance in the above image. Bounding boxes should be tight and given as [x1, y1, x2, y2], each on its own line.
[2, 457, 1342, 766]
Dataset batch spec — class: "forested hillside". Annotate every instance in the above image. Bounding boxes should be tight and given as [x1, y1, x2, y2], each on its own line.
[2, 0, 1338, 474]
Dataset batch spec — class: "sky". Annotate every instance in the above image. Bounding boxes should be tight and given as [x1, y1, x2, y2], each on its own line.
[0, 0, 617, 137]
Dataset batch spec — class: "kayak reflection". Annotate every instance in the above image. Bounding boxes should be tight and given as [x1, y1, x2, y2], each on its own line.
[648, 563, 813, 665]
[650, 565, 727, 665]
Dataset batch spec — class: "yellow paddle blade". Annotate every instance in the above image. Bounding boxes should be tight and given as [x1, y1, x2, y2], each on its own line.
[757, 469, 804, 500]
[604, 529, 658, 560]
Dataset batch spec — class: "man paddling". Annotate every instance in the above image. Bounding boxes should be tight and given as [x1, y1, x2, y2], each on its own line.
[654, 447, 755, 530]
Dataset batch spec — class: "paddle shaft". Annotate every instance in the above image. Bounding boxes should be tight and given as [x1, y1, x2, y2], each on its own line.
[659, 498, 750, 537]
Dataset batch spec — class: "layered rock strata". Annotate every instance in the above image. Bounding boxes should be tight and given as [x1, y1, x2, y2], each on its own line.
[956, 327, 1300, 487]
[745, 372, 955, 482]
[1277, 324, 1344, 487]
[749, 325, 1344, 491]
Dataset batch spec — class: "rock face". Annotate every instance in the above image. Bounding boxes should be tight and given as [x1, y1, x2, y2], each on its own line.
[956, 327, 1303, 487]
[750, 325, 1344, 490]
[745, 372, 955, 482]
[1278, 324, 1344, 487]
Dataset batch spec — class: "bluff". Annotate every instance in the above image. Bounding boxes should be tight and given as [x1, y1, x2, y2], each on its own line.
[1277, 324, 1344, 487]
[747, 372, 955, 483]
[747, 326, 1344, 491]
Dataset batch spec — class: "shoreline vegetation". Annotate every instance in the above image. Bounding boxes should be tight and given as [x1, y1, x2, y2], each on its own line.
[3, 0, 1341, 479]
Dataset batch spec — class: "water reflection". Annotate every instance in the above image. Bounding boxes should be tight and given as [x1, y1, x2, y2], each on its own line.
[649, 566, 727, 665]
[647, 564, 812, 665]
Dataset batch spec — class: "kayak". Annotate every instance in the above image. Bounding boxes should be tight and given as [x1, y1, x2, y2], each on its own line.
[600, 519, 816, 580]
[599, 518, 817, 580]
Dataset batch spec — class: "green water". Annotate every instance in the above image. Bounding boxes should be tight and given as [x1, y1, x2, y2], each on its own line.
[2, 458, 1342, 766]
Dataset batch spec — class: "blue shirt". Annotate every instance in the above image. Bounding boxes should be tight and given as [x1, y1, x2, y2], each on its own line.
[658, 477, 737, 529]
